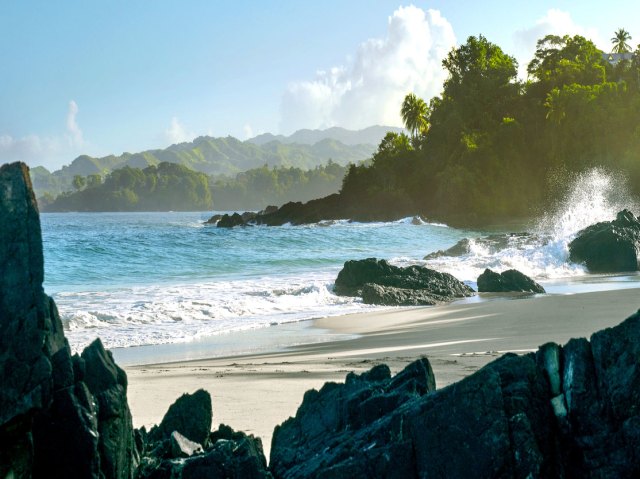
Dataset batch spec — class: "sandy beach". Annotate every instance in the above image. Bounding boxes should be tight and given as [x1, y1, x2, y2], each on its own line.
[125, 288, 640, 457]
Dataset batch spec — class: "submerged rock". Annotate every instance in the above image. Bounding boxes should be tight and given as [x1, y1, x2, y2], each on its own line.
[334, 258, 474, 305]
[569, 209, 640, 272]
[477, 268, 545, 293]
[270, 311, 640, 478]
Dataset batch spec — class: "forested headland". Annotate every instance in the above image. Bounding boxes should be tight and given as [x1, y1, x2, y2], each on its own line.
[338, 32, 640, 225]
[41, 161, 347, 212]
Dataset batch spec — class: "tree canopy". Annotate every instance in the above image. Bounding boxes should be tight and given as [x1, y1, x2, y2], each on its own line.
[337, 33, 640, 225]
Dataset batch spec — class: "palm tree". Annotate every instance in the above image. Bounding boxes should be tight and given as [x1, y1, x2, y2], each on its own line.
[400, 93, 429, 139]
[611, 28, 632, 54]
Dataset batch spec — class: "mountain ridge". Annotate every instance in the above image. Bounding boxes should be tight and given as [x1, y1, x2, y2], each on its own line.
[30, 126, 399, 198]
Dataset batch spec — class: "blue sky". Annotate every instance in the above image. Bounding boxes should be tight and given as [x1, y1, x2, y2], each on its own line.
[1, 1, 638, 170]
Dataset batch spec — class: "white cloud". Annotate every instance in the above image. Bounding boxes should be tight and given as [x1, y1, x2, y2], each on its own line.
[280, 6, 456, 133]
[243, 123, 254, 139]
[165, 117, 194, 144]
[513, 9, 602, 78]
[66, 100, 84, 147]
[0, 100, 86, 170]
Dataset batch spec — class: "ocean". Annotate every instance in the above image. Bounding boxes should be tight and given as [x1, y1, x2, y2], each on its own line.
[41, 169, 640, 355]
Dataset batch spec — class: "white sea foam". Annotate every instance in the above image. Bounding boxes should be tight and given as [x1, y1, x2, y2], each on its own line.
[57, 272, 378, 352]
[423, 168, 639, 283]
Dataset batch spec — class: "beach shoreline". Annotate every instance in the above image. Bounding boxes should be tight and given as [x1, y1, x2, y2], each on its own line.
[124, 287, 640, 458]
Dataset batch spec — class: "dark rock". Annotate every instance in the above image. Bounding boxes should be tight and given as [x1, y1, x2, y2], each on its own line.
[82, 339, 137, 479]
[149, 389, 212, 446]
[270, 358, 435, 478]
[0, 162, 137, 479]
[216, 211, 259, 227]
[334, 258, 474, 302]
[424, 238, 472, 259]
[0, 163, 63, 477]
[361, 283, 439, 306]
[216, 191, 418, 228]
[138, 424, 271, 479]
[204, 213, 223, 224]
[477, 268, 546, 293]
[217, 212, 247, 228]
[270, 310, 640, 479]
[569, 209, 640, 272]
[425, 233, 533, 259]
[259, 205, 278, 215]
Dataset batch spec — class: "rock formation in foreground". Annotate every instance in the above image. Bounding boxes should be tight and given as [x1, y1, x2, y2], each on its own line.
[0, 162, 138, 478]
[477, 268, 546, 293]
[0, 162, 270, 479]
[270, 310, 640, 478]
[569, 209, 640, 272]
[137, 390, 271, 478]
[334, 257, 475, 305]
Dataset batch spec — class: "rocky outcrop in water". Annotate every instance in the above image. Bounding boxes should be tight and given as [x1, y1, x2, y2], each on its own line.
[477, 268, 546, 293]
[270, 310, 640, 478]
[334, 258, 474, 305]
[424, 233, 532, 259]
[207, 192, 417, 227]
[569, 209, 640, 272]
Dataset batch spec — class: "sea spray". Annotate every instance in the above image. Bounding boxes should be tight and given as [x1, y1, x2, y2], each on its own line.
[422, 169, 640, 283]
[537, 168, 639, 241]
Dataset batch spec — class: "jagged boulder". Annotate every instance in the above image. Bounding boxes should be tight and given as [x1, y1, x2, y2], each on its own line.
[270, 311, 640, 478]
[148, 389, 213, 446]
[138, 423, 272, 479]
[334, 258, 474, 304]
[477, 268, 546, 293]
[569, 209, 640, 272]
[82, 339, 137, 478]
[217, 212, 247, 228]
[270, 359, 436, 478]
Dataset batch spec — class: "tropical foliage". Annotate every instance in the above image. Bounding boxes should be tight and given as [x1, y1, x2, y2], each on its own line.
[611, 28, 632, 54]
[43, 162, 213, 212]
[212, 161, 347, 210]
[339, 32, 640, 225]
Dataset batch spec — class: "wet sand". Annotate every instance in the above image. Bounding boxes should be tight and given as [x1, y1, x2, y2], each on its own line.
[125, 288, 640, 457]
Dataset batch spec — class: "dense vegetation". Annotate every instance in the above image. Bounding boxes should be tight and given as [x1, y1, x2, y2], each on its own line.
[41, 160, 348, 212]
[31, 128, 386, 200]
[340, 33, 640, 225]
[212, 161, 347, 210]
[43, 162, 212, 212]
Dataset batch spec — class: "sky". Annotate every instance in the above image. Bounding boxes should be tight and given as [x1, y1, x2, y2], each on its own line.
[1, 0, 638, 170]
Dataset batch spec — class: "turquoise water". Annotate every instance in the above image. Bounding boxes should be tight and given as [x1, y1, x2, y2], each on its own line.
[41, 169, 640, 353]
[42, 213, 475, 350]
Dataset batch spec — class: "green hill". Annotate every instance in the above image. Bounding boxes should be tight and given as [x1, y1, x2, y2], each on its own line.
[31, 130, 379, 199]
